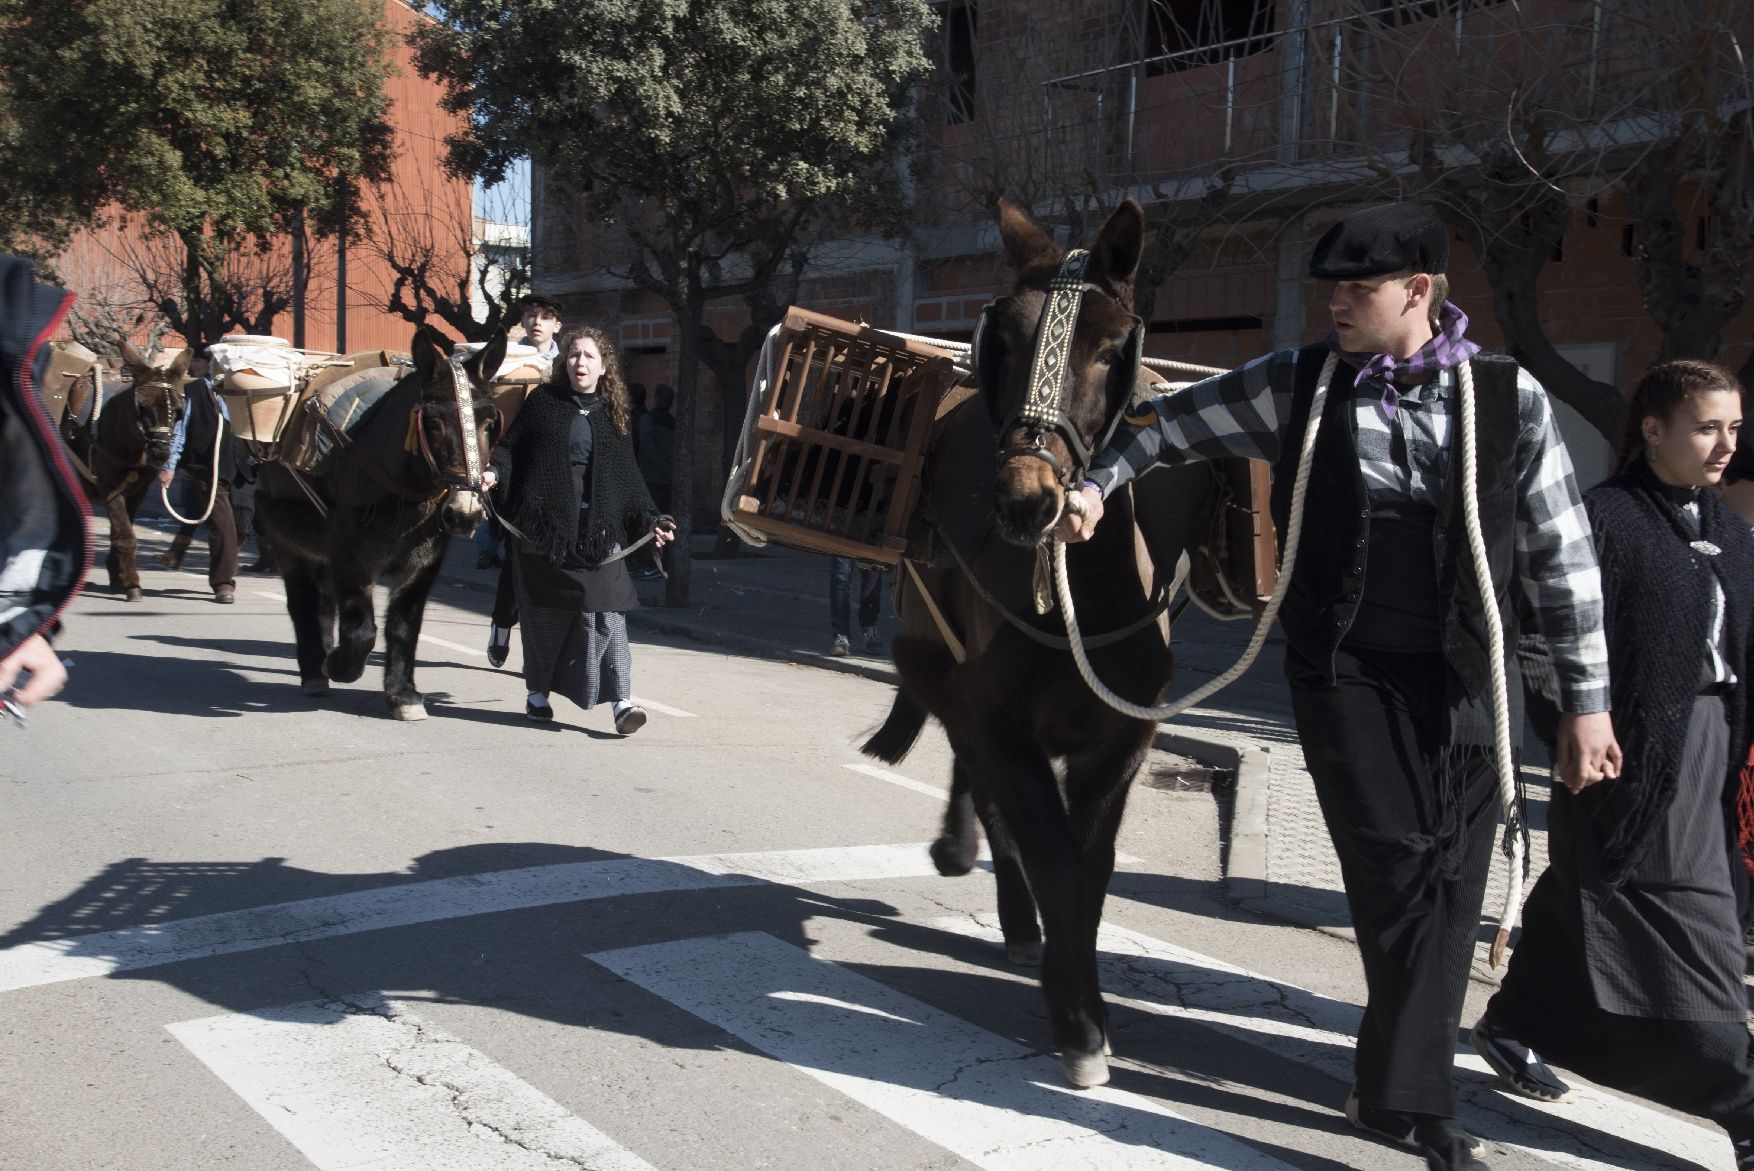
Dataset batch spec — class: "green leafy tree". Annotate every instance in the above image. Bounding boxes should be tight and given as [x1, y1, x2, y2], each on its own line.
[0, 0, 396, 347]
[412, 0, 935, 605]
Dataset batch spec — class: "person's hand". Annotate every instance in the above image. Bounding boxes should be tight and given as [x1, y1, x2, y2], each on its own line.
[653, 518, 676, 548]
[480, 469, 497, 491]
[157, 469, 173, 487]
[1555, 711, 1622, 794]
[0, 633, 67, 709]
[1055, 485, 1104, 543]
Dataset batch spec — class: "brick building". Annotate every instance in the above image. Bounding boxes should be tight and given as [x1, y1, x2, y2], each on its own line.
[535, 0, 1754, 517]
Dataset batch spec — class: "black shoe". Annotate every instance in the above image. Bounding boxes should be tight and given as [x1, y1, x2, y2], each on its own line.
[1471, 1016, 1571, 1102]
[525, 696, 553, 722]
[1345, 1091, 1483, 1158]
[1416, 1119, 1491, 1170]
[476, 552, 503, 570]
[486, 625, 511, 670]
[614, 705, 647, 735]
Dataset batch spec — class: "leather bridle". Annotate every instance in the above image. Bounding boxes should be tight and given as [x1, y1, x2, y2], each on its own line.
[989, 249, 1141, 486]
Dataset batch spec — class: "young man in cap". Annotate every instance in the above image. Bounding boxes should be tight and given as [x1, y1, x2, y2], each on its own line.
[1059, 203, 1620, 1171]
[482, 294, 568, 662]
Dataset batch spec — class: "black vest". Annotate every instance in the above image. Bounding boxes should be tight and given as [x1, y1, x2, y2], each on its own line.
[1269, 344, 1525, 743]
[181, 377, 250, 487]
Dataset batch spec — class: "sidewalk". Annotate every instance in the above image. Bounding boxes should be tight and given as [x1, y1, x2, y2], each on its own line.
[140, 505, 1553, 983]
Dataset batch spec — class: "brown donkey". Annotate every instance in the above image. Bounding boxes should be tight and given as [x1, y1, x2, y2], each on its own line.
[864, 200, 1181, 1088]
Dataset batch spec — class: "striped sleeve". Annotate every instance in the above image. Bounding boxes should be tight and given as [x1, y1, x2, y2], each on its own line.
[1085, 349, 1300, 498]
[1512, 368, 1610, 713]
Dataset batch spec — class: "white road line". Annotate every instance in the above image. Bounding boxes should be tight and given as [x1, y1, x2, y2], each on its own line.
[169, 995, 658, 1171]
[589, 931, 1299, 1170]
[935, 916, 1725, 1171]
[629, 695, 696, 718]
[254, 590, 285, 602]
[418, 632, 485, 657]
[843, 761, 946, 798]
[843, 765, 1145, 866]
[0, 843, 943, 994]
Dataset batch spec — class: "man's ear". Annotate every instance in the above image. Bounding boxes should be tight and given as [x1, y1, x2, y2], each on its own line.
[1406, 273, 1431, 308]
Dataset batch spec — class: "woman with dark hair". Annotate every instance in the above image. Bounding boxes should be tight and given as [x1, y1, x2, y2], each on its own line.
[1473, 360, 1754, 1168]
[481, 326, 672, 734]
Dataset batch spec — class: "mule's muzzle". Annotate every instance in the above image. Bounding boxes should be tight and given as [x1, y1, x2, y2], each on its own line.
[993, 461, 1066, 548]
[441, 488, 484, 536]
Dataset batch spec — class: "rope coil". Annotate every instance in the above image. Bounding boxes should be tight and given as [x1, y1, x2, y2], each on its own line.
[157, 408, 227, 527]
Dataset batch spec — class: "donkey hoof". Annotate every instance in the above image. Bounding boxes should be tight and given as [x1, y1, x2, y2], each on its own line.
[1004, 940, 1043, 967]
[125, 587, 144, 602]
[300, 677, 332, 697]
[388, 698, 427, 722]
[929, 835, 976, 877]
[325, 652, 366, 685]
[1060, 1048, 1110, 1089]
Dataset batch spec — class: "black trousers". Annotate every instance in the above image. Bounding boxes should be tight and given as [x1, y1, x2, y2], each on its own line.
[1290, 646, 1500, 1118]
[491, 557, 518, 629]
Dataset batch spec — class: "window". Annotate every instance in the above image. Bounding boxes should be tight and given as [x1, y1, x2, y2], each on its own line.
[1144, 0, 1275, 75]
[940, 2, 977, 125]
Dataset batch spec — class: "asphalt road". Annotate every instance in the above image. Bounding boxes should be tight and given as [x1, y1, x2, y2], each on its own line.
[0, 544, 1732, 1170]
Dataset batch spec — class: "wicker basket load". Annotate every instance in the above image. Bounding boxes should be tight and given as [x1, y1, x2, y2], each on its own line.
[724, 307, 961, 566]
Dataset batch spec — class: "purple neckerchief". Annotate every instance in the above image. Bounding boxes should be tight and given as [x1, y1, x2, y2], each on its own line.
[1327, 301, 1482, 417]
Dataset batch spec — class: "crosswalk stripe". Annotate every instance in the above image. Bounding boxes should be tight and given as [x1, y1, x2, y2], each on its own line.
[253, 589, 286, 602]
[933, 916, 1725, 1171]
[588, 930, 1302, 1170]
[0, 843, 943, 994]
[418, 631, 485, 656]
[629, 696, 696, 718]
[169, 994, 659, 1171]
[843, 761, 947, 798]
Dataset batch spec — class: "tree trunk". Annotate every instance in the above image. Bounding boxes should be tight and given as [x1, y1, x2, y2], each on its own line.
[662, 291, 707, 607]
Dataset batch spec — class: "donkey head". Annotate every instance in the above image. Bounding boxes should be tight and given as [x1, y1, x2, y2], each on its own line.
[980, 200, 1145, 546]
[410, 325, 507, 536]
[118, 341, 191, 466]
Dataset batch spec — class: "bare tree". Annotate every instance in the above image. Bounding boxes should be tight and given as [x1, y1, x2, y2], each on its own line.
[358, 171, 532, 342]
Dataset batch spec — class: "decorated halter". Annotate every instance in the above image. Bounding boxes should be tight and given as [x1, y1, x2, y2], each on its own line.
[132, 371, 184, 448]
[406, 356, 490, 497]
[994, 248, 1136, 483]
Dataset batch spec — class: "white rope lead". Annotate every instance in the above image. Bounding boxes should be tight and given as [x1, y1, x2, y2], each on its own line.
[1052, 354, 1338, 722]
[1055, 352, 1526, 964]
[158, 412, 226, 527]
[1459, 359, 1525, 967]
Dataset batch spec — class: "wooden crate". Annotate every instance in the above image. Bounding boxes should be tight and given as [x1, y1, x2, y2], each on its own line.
[728, 307, 962, 566]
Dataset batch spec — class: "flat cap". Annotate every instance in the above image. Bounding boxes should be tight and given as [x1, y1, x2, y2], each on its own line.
[1309, 203, 1448, 280]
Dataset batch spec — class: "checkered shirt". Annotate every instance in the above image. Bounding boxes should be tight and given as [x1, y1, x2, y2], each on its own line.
[1086, 348, 1610, 713]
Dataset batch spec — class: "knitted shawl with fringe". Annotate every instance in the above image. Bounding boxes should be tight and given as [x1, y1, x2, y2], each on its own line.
[1583, 457, 1754, 888]
[491, 381, 658, 567]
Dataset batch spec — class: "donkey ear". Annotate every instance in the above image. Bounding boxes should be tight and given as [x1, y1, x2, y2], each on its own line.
[463, 328, 509, 388]
[411, 329, 446, 386]
[165, 348, 193, 381]
[120, 340, 149, 369]
[1090, 199, 1144, 296]
[998, 199, 1059, 274]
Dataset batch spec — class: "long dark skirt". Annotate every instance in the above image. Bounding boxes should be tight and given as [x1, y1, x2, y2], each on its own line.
[511, 551, 635, 710]
[1488, 695, 1754, 1135]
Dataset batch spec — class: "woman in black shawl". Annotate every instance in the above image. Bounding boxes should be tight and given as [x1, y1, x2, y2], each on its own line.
[1473, 360, 1754, 1168]
[482, 326, 672, 733]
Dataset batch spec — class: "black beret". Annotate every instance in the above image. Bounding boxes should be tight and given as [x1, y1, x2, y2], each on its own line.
[517, 293, 565, 316]
[1309, 204, 1449, 280]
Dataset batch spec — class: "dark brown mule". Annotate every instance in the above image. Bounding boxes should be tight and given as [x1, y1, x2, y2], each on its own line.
[62, 342, 190, 601]
[255, 327, 504, 720]
[863, 200, 1184, 1088]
